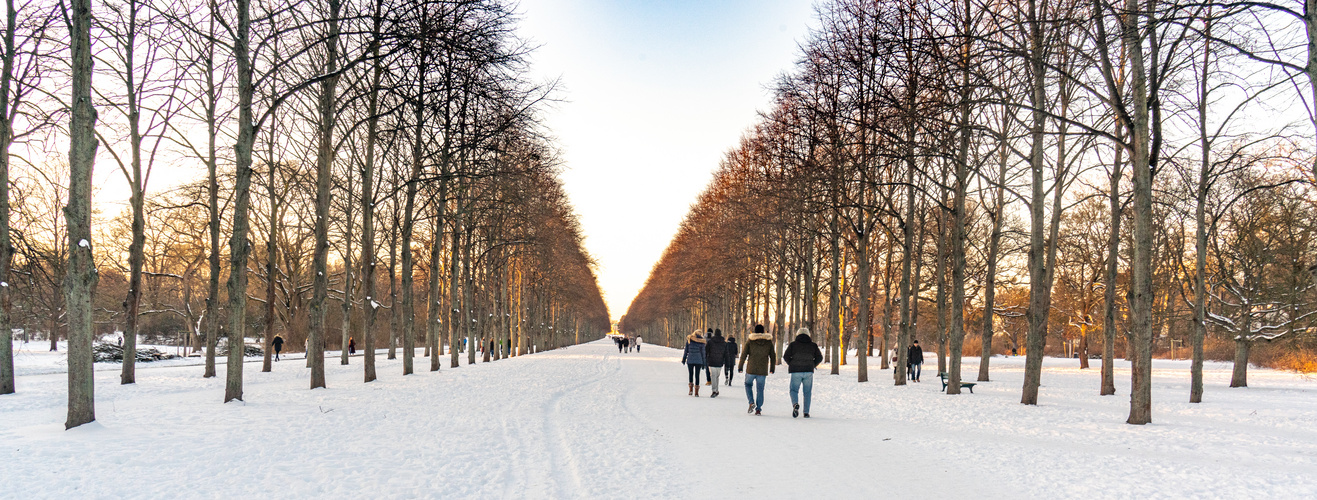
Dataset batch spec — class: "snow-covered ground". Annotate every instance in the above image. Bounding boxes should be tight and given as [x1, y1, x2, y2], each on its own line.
[2, 338, 1315, 498]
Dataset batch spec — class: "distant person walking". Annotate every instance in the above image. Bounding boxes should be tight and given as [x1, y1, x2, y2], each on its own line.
[783, 328, 823, 418]
[348, 337, 356, 355]
[635, 336, 642, 352]
[724, 334, 738, 386]
[704, 330, 729, 397]
[624, 336, 631, 353]
[272, 335, 284, 362]
[681, 331, 708, 397]
[616, 336, 623, 353]
[738, 324, 777, 415]
[907, 340, 924, 382]
[703, 328, 715, 384]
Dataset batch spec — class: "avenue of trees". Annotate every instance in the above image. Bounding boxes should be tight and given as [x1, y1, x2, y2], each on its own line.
[0, 0, 610, 429]
[620, 0, 1316, 424]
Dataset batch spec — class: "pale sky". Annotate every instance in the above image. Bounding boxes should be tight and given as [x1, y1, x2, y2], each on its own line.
[516, 0, 817, 320]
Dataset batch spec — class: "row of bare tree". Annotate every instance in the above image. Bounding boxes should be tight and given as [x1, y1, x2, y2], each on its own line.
[620, 0, 1315, 425]
[0, 0, 609, 429]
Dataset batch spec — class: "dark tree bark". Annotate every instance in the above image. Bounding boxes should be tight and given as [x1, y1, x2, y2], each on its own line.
[65, 0, 98, 428]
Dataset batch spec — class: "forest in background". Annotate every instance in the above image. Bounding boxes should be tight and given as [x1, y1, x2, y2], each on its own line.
[0, 0, 610, 428]
[621, 0, 1317, 424]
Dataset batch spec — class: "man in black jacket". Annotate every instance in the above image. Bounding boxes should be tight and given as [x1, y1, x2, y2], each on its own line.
[907, 340, 924, 382]
[704, 330, 728, 397]
[782, 328, 824, 418]
[724, 333, 738, 386]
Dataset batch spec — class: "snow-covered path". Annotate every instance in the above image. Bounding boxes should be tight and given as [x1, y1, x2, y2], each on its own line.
[3, 338, 1316, 498]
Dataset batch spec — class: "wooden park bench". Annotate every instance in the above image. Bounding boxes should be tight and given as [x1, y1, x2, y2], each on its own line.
[938, 372, 977, 393]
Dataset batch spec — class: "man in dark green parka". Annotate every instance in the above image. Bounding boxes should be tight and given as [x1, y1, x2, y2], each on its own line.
[738, 324, 777, 415]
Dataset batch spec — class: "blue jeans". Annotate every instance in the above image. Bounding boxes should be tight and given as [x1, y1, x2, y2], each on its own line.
[909, 362, 922, 381]
[744, 374, 766, 409]
[789, 372, 813, 413]
[688, 363, 705, 384]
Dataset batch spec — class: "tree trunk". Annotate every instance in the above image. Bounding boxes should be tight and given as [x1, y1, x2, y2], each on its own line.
[1102, 124, 1123, 396]
[1021, 0, 1049, 406]
[203, 7, 221, 380]
[225, 0, 255, 403]
[360, 11, 382, 381]
[828, 220, 840, 375]
[856, 229, 870, 383]
[1, 0, 17, 395]
[307, 0, 341, 390]
[1191, 22, 1211, 403]
[427, 213, 442, 372]
[948, 9, 972, 393]
[340, 171, 354, 367]
[120, 2, 143, 385]
[1124, 0, 1154, 425]
[65, 0, 97, 427]
[1229, 337, 1249, 387]
[261, 133, 279, 374]
[935, 204, 948, 376]
[387, 209, 398, 360]
[449, 214, 462, 368]
[979, 133, 1007, 382]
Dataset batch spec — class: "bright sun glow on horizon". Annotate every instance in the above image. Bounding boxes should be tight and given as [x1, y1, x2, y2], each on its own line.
[516, 0, 817, 321]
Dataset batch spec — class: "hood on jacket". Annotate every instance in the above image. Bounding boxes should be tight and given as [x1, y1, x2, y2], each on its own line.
[794, 327, 813, 343]
[747, 331, 772, 342]
[687, 331, 706, 343]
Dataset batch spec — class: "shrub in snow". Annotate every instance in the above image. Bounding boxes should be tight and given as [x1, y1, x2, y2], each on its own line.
[217, 343, 264, 357]
[92, 342, 180, 363]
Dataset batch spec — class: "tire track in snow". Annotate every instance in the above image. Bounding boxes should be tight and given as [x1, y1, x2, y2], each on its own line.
[540, 344, 622, 498]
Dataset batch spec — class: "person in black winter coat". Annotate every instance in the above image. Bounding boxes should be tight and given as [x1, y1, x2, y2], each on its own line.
[272, 335, 284, 361]
[907, 340, 924, 382]
[703, 328, 715, 383]
[704, 331, 729, 397]
[782, 328, 824, 418]
[724, 333, 738, 385]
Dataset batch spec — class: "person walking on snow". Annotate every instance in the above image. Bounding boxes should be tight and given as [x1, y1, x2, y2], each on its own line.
[907, 339, 924, 382]
[623, 336, 631, 353]
[703, 328, 715, 384]
[681, 331, 708, 396]
[635, 336, 642, 352]
[704, 330, 729, 397]
[348, 337, 356, 355]
[615, 336, 623, 353]
[272, 334, 284, 361]
[783, 328, 823, 418]
[724, 333, 737, 386]
[738, 324, 777, 415]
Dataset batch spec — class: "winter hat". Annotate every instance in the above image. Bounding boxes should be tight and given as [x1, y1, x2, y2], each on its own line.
[754, 324, 765, 334]
[795, 327, 812, 343]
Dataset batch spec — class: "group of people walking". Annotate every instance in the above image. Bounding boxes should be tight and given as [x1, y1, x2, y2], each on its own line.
[614, 335, 641, 353]
[679, 328, 737, 397]
[681, 324, 822, 418]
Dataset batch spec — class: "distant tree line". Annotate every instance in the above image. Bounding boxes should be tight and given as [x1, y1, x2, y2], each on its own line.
[0, 0, 610, 429]
[619, 0, 1316, 424]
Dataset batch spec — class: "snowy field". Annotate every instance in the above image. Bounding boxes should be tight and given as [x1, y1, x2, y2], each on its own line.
[2, 338, 1315, 499]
